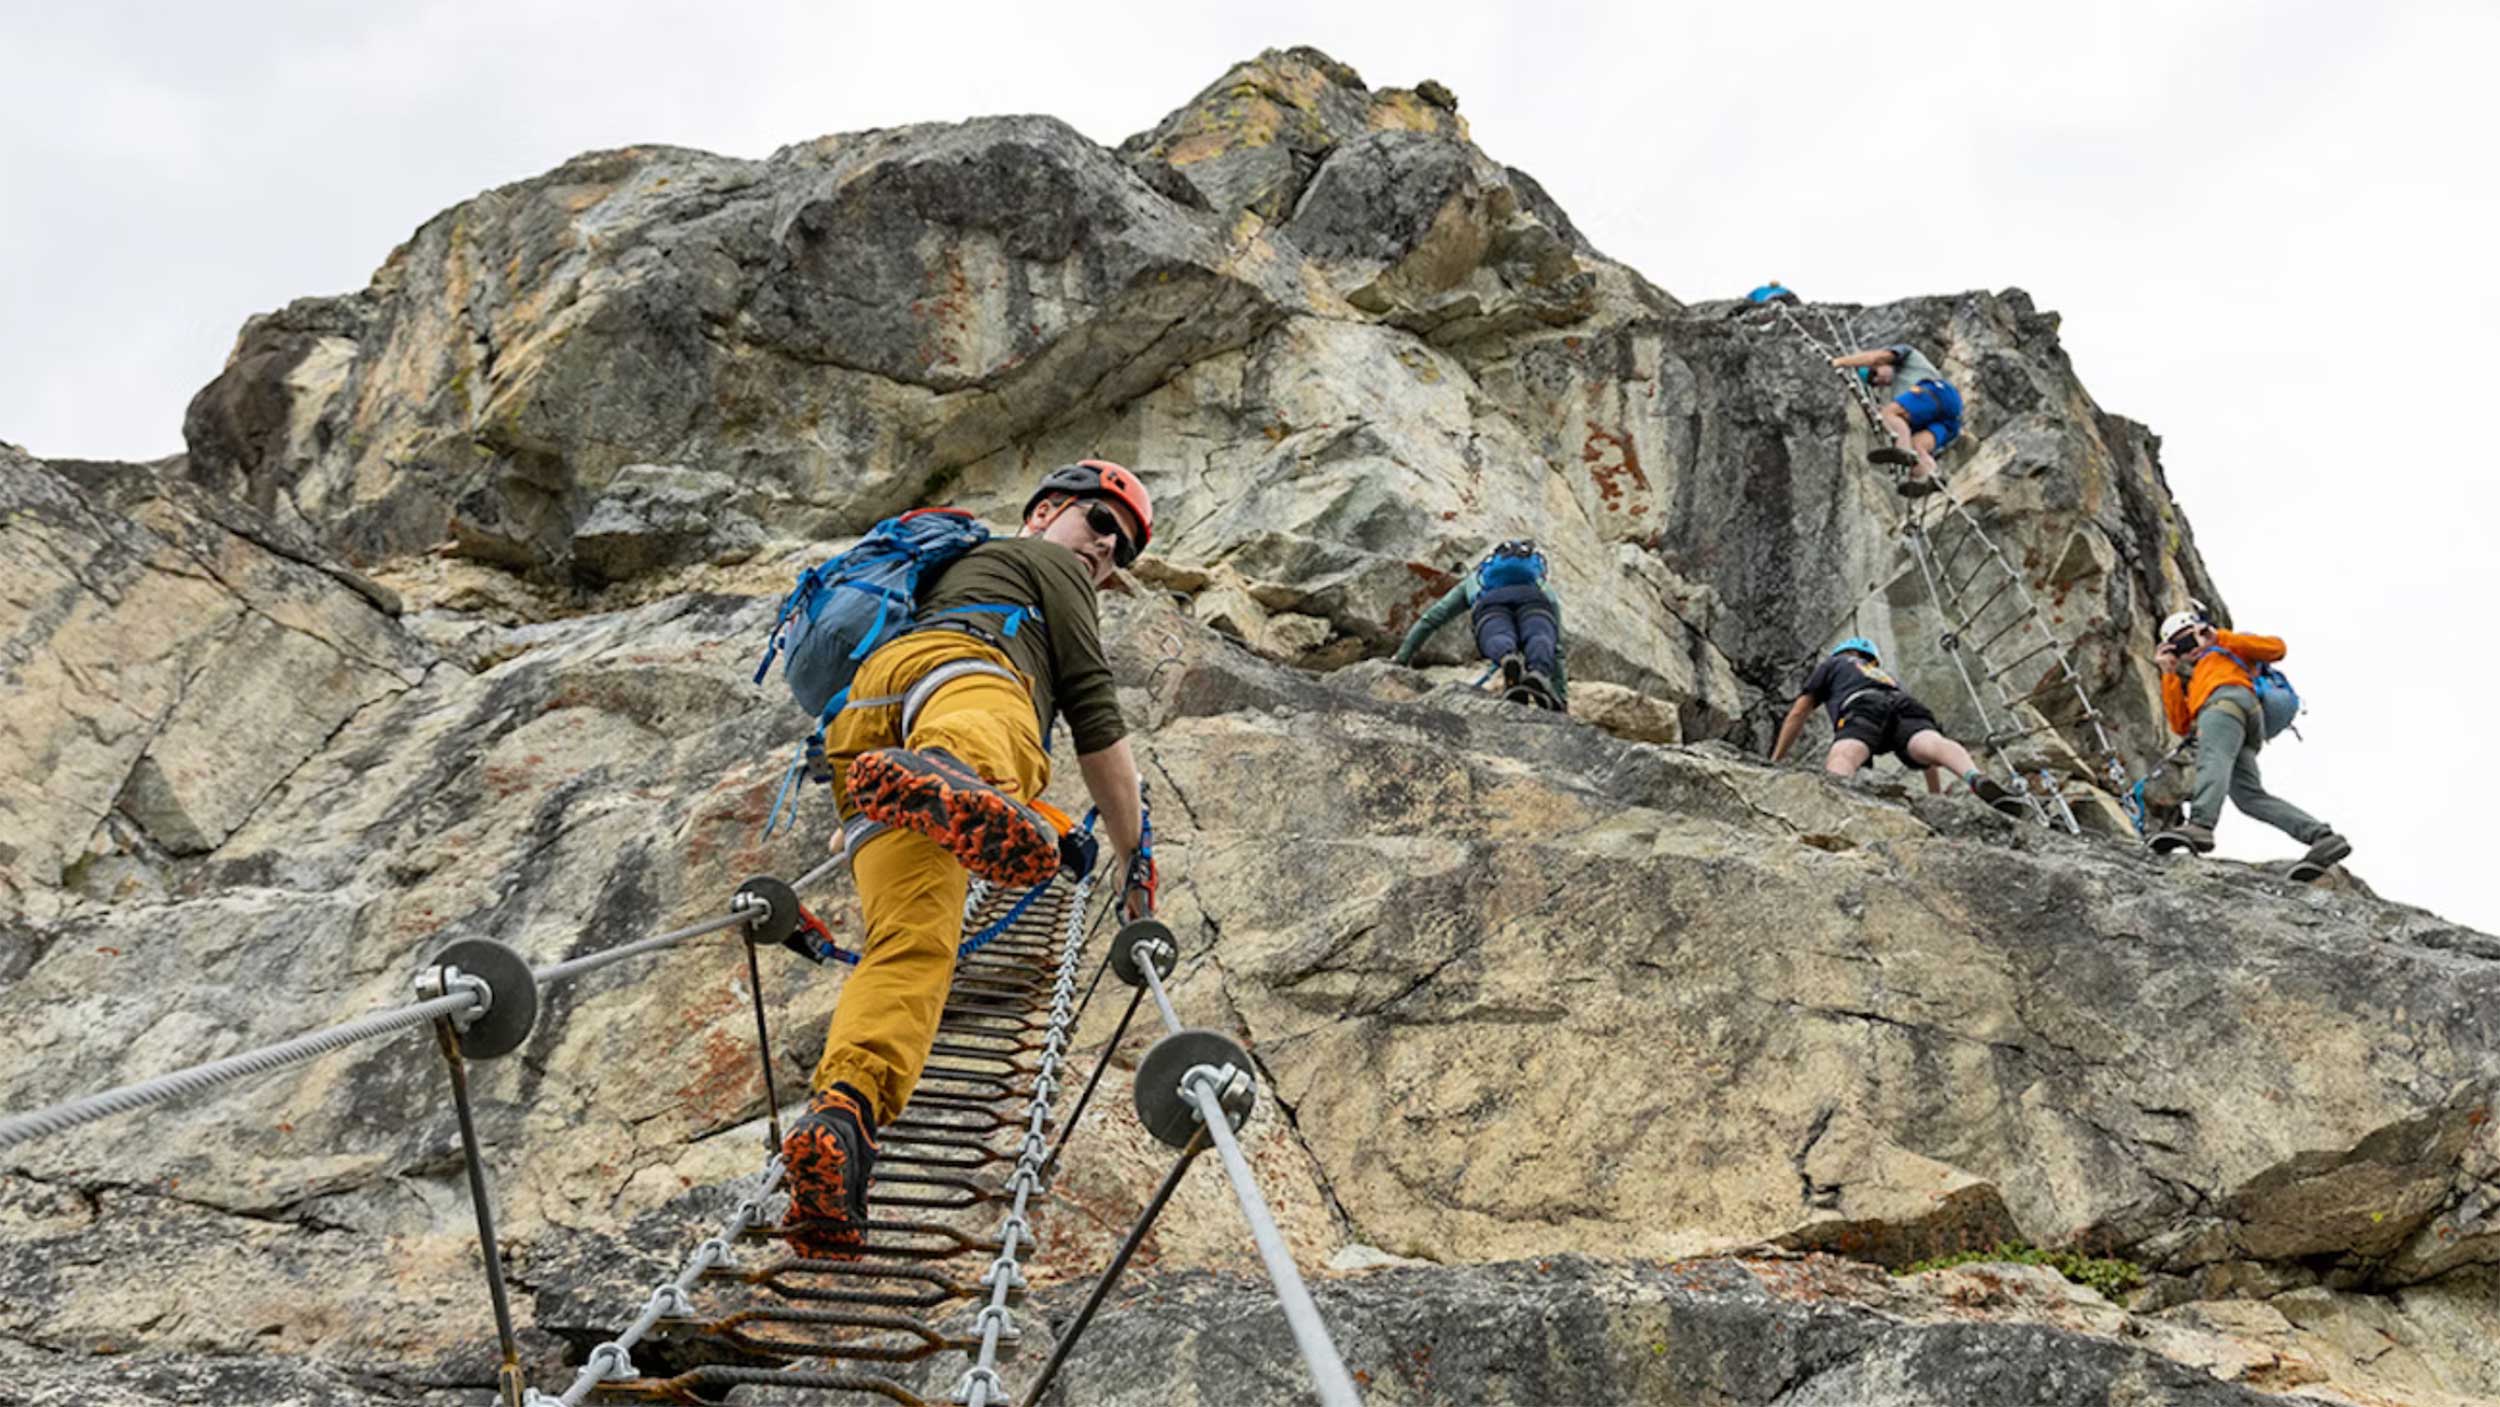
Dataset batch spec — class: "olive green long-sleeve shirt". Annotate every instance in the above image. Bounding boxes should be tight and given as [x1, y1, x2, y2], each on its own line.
[918, 538, 1126, 754]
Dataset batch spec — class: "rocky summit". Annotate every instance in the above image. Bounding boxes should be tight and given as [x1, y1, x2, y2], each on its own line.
[4, 45, 2493, 1407]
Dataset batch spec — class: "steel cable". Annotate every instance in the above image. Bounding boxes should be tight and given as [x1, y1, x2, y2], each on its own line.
[5, 888, 800, 1149]
[531, 904, 757, 986]
[0, 989, 483, 1149]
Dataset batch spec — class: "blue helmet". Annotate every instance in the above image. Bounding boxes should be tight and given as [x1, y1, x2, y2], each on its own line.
[1832, 636, 1879, 663]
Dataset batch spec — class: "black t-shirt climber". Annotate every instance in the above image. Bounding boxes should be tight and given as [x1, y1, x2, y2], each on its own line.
[1799, 653, 1903, 726]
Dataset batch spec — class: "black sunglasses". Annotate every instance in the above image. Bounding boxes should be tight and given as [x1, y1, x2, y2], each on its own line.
[2166, 631, 2201, 653]
[1081, 501, 1140, 568]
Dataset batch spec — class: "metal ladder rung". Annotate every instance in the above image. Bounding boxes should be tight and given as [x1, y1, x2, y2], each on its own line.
[1952, 577, 2022, 639]
[1945, 545, 2007, 602]
[1986, 639, 2059, 682]
[1985, 719, 2077, 747]
[1971, 606, 2044, 659]
[2007, 676, 2090, 710]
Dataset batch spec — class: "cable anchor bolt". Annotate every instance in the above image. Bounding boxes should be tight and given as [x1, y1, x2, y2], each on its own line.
[415, 937, 538, 1059]
[585, 1342, 637, 1382]
[950, 1365, 1007, 1406]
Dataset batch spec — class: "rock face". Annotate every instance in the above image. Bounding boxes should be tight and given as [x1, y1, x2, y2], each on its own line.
[179, 45, 2213, 790]
[6, 45, 2493, 1407]
[1019, 1257, 2348, 1407]
[1, 446, 428, 911]
[1113, 619, 2500, 1304]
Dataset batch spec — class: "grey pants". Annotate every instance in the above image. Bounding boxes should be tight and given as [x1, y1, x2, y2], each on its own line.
[2191, 686, 2329, 841]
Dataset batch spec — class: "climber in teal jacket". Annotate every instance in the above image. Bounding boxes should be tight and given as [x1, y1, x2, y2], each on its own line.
[1392, 540, 1569, 709]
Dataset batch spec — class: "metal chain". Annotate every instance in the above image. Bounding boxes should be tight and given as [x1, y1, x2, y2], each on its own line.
[525, 1158, 787, 1407]
[955, 871, 1094, 1407]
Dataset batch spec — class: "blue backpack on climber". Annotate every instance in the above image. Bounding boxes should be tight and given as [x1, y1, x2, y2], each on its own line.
[751, 507, 1018, 833]
[1474, 539, 1548, 591]
[756, 508, 993, 718]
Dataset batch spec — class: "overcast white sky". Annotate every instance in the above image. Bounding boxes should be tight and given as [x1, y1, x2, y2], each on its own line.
[6, 1, 2495, 931]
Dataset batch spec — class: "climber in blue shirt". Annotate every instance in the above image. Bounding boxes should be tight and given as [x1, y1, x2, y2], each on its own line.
[1392, 539, 1568, 711]
[1831, 343, 1964, 498]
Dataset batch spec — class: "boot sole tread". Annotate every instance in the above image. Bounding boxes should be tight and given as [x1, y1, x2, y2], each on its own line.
[850, 753, 1060, 887]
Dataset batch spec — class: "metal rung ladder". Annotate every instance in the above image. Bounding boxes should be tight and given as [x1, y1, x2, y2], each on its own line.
[1745, 295, 2135, 830]
[547, 877, 1105, 1407]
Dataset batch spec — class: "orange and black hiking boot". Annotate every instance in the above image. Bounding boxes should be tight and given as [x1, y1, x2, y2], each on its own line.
[847, 746, 1061, 887]
[780, 1084, 877, 1260]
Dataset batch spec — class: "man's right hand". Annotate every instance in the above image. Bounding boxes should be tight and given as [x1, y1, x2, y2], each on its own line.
[1121, 850, 1158, 920]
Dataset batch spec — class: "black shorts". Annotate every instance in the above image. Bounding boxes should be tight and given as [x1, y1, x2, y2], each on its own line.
[1835, 689, 1939, 768]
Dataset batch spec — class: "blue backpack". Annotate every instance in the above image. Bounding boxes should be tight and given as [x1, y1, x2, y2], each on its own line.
[2206, 646, 2302, 740]
[1476, 545, 1547, 592]
[751, 508, 1008, 832]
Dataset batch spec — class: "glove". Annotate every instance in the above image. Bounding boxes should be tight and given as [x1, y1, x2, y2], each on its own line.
[1059, 827, 1101, 880]
[782, 902, 849, 964]
[1122, 850, 1158, 920]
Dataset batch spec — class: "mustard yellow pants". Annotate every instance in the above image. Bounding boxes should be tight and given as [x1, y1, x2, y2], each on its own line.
[810, 631, 1051, 1125]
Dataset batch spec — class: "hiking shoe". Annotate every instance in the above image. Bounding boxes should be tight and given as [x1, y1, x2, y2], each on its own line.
[847, 747, 1060, 887]
[2302, 832, 2353, 869]
[780, 1085, 878, 1261]
[1968, 775, 2029, 817]
[1499, 651, 1526, 688]
[2150, 823, 2216, 855]
[1868, 445, 1918, 468]
[1523, 672, 1562, 710]
[1895, 474, 1942, 498]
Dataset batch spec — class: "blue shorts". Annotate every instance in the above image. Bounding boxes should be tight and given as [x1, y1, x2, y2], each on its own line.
[1894, 380, 1963, 452]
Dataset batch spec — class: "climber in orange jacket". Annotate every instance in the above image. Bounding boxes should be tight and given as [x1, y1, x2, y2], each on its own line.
[2147, 607, 2349, 872]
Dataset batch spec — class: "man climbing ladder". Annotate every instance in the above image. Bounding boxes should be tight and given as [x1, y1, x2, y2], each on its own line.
[2145, 606, 2351, 878]
[1392, 539, 1569, 710]
[1830, 342, 1964, 497]
[783, 461, 1161, 1257]
[1771, 638, 2028, 815]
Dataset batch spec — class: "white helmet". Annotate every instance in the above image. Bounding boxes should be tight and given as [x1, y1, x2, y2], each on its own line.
[2159, 608, 2206, 641]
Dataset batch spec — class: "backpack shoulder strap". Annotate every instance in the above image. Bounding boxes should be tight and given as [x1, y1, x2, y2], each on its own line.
[2205, 644, 2277, 682]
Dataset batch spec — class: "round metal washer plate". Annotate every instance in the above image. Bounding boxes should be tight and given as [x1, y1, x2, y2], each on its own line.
[429, 937, 539, 1061]
[736, 876, 802, 948]
[1133, 1028, 1255, 1150]
[1109, 918, 1180, 988]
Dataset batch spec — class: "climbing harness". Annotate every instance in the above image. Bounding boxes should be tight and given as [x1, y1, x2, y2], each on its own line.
[3, 819, 1363, 1406]
[1746, 294, 2134, 831]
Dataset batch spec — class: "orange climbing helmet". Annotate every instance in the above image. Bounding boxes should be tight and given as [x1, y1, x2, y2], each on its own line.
[1024, 459, 1153, 565]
